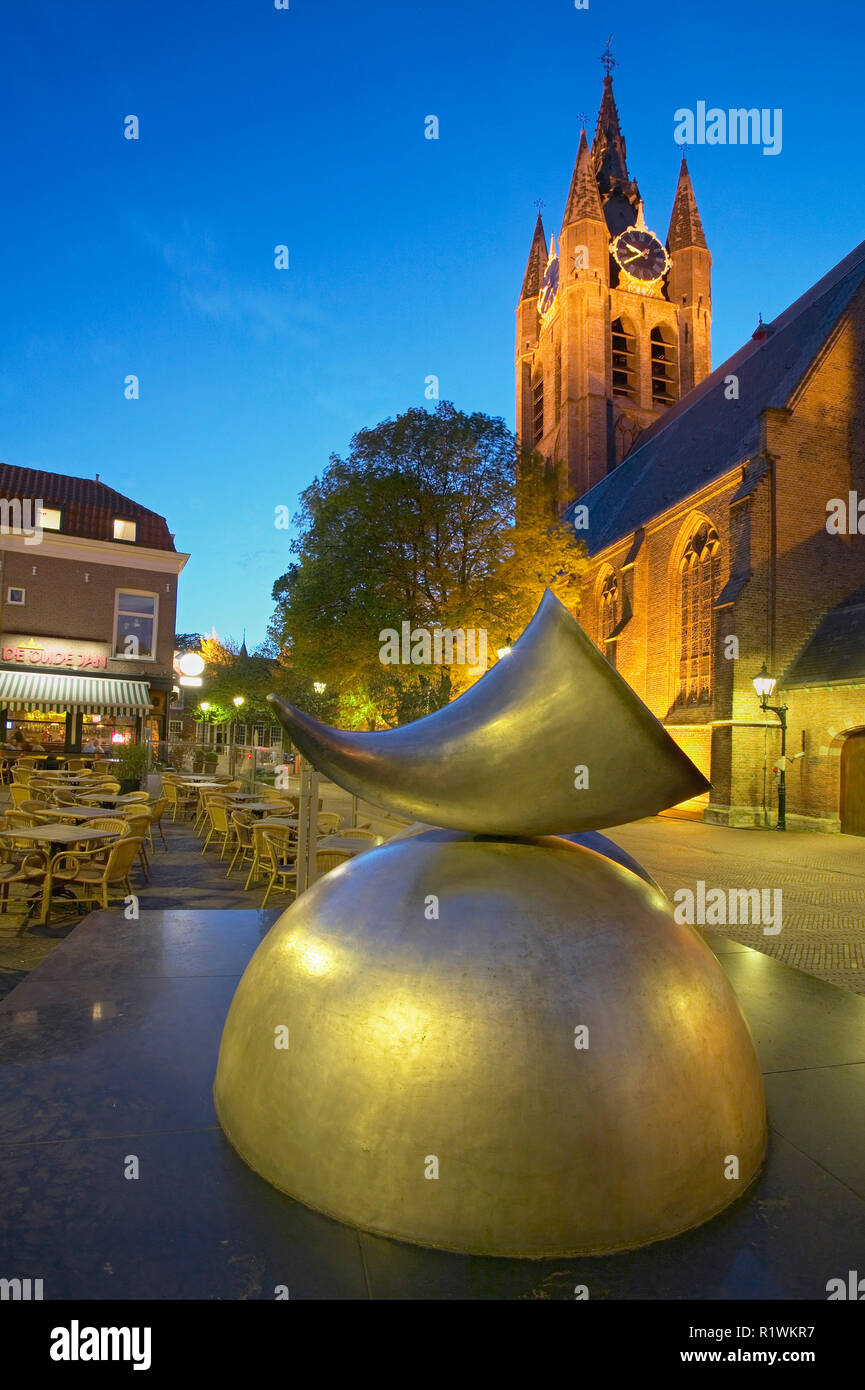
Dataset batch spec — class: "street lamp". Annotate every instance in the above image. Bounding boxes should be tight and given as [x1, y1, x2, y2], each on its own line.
[313, 682, 326, 695]
[199, 701, 211, 713]
[752, 663, 788, 831]
[233, 696, 244, 708]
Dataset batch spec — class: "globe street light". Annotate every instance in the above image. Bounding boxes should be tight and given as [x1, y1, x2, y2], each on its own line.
[753, 663, 788, 831]
[313, 682, 326, 695]
[233, 696, 245, 708]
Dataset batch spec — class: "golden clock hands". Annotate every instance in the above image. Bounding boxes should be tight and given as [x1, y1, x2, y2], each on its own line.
[621, 251, 645, 265]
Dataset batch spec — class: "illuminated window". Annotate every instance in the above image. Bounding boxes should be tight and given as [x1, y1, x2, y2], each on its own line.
[611, 319, 637, 400]
[7, 586, 25, 605]
[679, 523, 720, 705]
[36, 506, 61, 530]
[650, 327, 678, 405]
[114, 591, 157, 659]
[599, 571, 618, 669]
[113, 518, 137, 542]
[532, 374, 544, 444]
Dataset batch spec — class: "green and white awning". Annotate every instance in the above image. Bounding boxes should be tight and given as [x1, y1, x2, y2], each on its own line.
[0, 670, 152, 715]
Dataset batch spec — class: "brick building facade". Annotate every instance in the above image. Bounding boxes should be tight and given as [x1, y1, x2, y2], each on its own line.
[0, 466, 188, 751]
[519, 70, 865, 832]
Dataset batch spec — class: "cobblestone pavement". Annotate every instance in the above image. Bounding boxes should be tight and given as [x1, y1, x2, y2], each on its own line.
[608, 816, 865, 996]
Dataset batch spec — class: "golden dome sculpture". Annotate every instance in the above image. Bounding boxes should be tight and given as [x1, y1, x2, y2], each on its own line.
[214, 591, 767, 1257]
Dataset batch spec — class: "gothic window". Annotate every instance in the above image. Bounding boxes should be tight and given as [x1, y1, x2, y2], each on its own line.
[611, 318, 637, 400]
[554, 348, 562, 423]
[599, 570, 618, 668]
[678, 522, 720, 705]
[532, 373, 544, 444]
[650, 326, 678, 405]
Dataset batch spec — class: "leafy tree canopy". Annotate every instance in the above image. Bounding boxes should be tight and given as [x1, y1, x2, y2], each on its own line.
[268, 401, 587, 727]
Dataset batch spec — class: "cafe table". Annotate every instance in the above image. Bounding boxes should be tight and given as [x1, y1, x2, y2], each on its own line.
[8, 823, 122, 925]
[79, 793, 144, 807]
[49, 805, 125, 822]
[238, 802, 300, 817]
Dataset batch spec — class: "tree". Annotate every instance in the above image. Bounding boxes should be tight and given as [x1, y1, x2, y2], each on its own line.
[268, 401, 587, 727]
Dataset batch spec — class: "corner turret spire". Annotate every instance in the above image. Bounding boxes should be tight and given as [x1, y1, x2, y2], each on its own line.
[667, 156, 707, 251]
[520, 211, 548, 301]
[562, 128, 604, 228]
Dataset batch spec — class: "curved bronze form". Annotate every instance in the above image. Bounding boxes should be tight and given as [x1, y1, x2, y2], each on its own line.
[268, 589, 709, 836]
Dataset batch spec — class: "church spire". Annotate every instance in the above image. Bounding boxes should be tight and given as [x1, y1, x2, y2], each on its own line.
[562, 129, 604, 228]
[667, 156, 707, 251]
[591, 73, 631, 199]
[519, 211, 548, 301]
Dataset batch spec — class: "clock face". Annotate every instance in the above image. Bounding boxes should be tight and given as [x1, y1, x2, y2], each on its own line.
[538, 255, 559, 315]
[612, 227, 670, 283]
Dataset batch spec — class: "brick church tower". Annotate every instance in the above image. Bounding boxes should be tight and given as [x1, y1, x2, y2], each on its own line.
[516, 57, 712, 510]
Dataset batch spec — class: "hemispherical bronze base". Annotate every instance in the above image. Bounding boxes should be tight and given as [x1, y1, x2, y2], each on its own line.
[214, 831, 767, 1257]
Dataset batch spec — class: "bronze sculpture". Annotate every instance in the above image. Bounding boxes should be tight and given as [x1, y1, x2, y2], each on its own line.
[215, 591, 767, 1256]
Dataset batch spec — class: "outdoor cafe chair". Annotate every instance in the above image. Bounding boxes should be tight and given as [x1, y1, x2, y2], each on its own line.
[121, 790, 151, 802]
[148, 797, 169, 851]
[163, 780, 195, 821]
[52, 788, 82, 805]
[315, 849, 355, 877]
[0, 837, 48, 914]
[338, 827, 383, 844]
[201, 801, 233, 859]
[245, 819, 297, 892]
[119, 807, 152, 879]
[195, 790, 233, 837]
[259, 827, 298, 908]
[50, 835, 144, 912]
[226, 811, 256, 878]
[9, 783, 35, 808]
[317, 812, 342, 835]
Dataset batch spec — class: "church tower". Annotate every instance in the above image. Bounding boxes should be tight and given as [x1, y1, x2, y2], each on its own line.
[516, 53, 712, 510]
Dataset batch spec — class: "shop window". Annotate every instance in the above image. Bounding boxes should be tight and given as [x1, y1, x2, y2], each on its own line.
[114, 591, 157, 659]
[234, 724, 248, 746]
[113, 518, 137, 542]
[36, 506, 61, 531]
[169, 720, 183, 739]
[7, 586, 25, 605]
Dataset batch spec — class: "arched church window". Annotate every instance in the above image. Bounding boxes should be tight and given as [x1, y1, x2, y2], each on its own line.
[554, 348, 562, 423]
[650, 326, 678, 405]
[611, 319, 637, 400]
[598, 570, 619, 670]
[679, 522, 720, 705]
[532, 373, 544, 444]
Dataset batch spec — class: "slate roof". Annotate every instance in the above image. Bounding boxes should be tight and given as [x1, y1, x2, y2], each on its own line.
[562, 129, 604, 228]
[783, 586, 865, 687]
[667, 158, 707, 251]
[564, 237, 865, 556]
[0, 464, 176, 550]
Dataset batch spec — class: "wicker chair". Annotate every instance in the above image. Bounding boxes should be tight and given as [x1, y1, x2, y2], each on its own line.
[0, 835, 48, 913]
[315, 849, 354, 876]
[338, 828, 383, 844]
[163, 780, 195, 821]
[259, 827, 298, 907]
[226, 811, 256, 878]
[119, 807, 152, 878]
[148, 797, 169, 850]
[51, 835, 144, 911]
[201, 801, 233, 859]
[316, 812, 342, 835]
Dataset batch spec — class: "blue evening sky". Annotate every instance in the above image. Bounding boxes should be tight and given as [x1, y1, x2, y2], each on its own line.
[2, 0, 862, 645]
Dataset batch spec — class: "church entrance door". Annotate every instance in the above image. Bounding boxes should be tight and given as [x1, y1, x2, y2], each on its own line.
[840, 730, 865, 835]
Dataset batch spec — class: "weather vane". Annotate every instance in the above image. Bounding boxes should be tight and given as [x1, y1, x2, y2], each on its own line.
[578, 110, 588, 130]
[600, 35, 615, 76]
[534, 197, 545, 215]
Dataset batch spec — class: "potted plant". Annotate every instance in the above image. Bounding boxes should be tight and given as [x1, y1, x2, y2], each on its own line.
[203, 750, 219, 774]
[116, 741, 148, 794]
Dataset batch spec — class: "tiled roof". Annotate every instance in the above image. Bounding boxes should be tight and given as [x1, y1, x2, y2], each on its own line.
[520, 213, 548, 302]
[564, 237, 865, 556]
[783, 586, 865, 688]
[0, 465, 176, 551]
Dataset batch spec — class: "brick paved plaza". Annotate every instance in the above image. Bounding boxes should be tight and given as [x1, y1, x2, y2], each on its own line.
[610, 817, 865, 995]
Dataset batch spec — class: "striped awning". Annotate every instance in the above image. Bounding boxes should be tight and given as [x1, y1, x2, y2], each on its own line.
[0, 670, 152, 715]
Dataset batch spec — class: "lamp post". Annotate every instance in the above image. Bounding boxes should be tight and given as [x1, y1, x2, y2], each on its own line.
[753, 663, 787, 831]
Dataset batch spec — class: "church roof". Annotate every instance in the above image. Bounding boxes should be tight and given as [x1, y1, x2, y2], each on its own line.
[667, 157, 707, 251]
[564, 237, 865, 556]
[520, 212, 548, 301]
[562, 129, 604, 227]
[783, 585, 865, 687]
